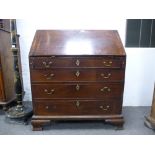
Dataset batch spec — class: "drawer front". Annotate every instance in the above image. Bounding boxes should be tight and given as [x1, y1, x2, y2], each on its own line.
[31, 83, 124, 99]
[30, 68, 125, 82]
[29, 56, 125, 69]
[33, 100, 122, 115]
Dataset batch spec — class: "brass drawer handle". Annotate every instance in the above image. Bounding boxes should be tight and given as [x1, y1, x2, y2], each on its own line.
[75, 70, 80, 77]
[100, 87, 111, 92]
[75, 59, 80, 66]
[101, 73, 111, 79]
[76, 84, 80, 91]
[44, 89, 55, 95]
[42, 61, 53, 68]
[99, 105, 110, 111]
[44, 73, 55, 80]
[75, 101, 80, 107]
[103, 61, 112, 67]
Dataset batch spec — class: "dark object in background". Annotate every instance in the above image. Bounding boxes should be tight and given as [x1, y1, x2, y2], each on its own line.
[0, 19, 24, 109]
[126, 19, 141, 47]
[145, 84, 155, 130]
[0, 19, 10, 31]
[126, 19, 155, 47]
[5, 19, 32, 123]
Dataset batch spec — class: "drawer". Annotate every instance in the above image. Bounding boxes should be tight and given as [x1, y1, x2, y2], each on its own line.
[31, 83, 124, 99]
[29, 56, 125, 69]
[30, 68, 125, 82]
[33, 99, 122, 115]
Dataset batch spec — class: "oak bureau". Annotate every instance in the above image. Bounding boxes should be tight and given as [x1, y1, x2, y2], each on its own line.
[29, 30, 126, 131]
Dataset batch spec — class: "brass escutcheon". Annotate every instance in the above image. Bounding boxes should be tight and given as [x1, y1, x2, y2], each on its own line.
[76, 84, 80, 91]
[75, 59, 80, 66]
[75, 70, 80, 77]
[76, 101, 80, 107]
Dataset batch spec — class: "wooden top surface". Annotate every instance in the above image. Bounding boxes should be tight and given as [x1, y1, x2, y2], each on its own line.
[29, 30, 126, 56]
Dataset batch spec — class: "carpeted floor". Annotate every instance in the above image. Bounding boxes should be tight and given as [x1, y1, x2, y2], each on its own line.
[0, 105, 154, 135]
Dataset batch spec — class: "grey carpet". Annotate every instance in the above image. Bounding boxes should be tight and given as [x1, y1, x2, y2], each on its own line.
[0, 106, 154, 135]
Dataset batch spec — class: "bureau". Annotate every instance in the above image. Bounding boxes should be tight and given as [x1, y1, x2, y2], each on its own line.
[29, 30, 126, 131]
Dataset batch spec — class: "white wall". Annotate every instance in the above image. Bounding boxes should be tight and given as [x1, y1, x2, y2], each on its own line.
[16, 19, 155, 106]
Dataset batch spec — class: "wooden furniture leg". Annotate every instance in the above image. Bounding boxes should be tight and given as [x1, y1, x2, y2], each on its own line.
[145, 84, 155, 129]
